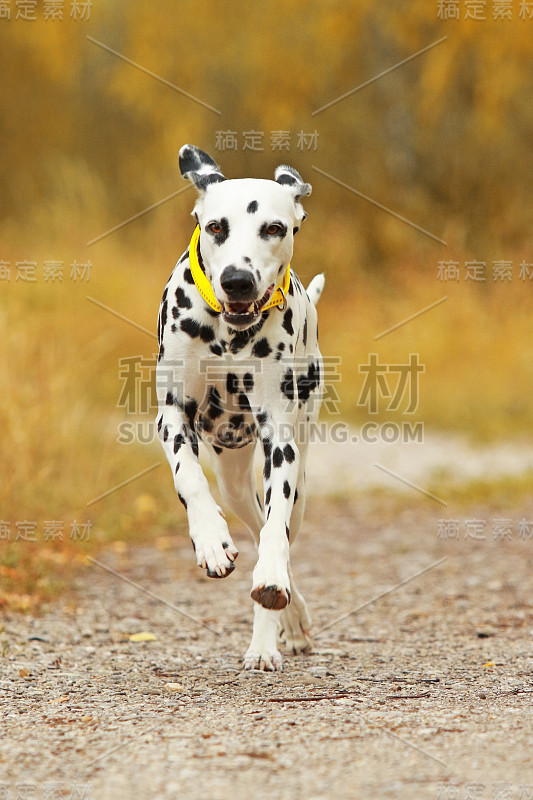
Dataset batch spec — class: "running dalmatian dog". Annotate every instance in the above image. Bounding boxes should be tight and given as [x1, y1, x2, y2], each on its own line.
[156, 144, 324, 671]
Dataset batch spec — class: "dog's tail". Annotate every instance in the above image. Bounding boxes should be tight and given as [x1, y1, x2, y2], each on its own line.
[306, 273, 325, 306]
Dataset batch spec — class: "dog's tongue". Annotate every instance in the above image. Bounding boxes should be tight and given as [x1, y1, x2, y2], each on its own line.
[227, 301, 252, 314]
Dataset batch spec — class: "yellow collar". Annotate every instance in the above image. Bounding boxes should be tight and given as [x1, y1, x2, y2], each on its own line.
[188, 225, 291, 313]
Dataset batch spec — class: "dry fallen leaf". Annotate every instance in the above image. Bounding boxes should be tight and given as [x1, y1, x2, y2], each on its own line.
[19, 668, 29, 678]
[129, 632, 157, 642]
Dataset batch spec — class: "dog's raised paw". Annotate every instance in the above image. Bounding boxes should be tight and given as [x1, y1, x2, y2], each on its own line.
[250, 584, 290, 610]
[193, 535, 238, 578]
[206, 562, 236, 579]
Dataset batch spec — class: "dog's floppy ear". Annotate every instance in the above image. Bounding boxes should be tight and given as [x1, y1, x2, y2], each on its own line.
[274, 165, 312, 202]
[179, 144, 226, 193]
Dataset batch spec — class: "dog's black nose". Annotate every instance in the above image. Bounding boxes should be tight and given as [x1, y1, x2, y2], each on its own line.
[220, 266, 257, 299]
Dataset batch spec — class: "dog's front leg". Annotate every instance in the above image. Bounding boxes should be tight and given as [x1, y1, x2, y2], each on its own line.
[243, 418, 299, 671]
[250, 420, 299, 610]
[157, 403, 238, 577]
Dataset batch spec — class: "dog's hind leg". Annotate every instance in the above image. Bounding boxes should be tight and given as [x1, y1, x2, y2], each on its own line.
[208, 442, 285, 670]
[208, 442, 263, 542]
[280, 563, 312, 654]
[279, 454, 312, 654]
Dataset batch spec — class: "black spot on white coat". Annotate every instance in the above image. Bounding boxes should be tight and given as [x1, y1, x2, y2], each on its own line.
[273, 447, 284, 468]
[281, 368, 295, 401]
[297, 361, 320, 403]
[226, 373, 239, 394]
[257, 411, 269, 427]
[282, 308, 294, 336]
[180, 318, 215, 342]
[283, 444, 295, 463]
[207, 386, 224, 419]
[176, 287, 192, 309]
[229, 414, 244, 429]
[173, 433, 186, 453]
[184, 399, 198, 427]
[252, 338, 272, 358]
[238, 393, 251, 412]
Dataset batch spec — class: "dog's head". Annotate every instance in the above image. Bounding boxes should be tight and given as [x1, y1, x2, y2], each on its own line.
[179, 144, 311, 328]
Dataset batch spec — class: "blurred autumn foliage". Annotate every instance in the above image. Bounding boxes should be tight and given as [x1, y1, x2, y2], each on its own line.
[1, 1, 533, 605]
[1, 0, 532, 262]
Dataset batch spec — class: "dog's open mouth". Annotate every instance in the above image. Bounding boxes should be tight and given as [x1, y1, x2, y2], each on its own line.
[221, 284, 275, 326]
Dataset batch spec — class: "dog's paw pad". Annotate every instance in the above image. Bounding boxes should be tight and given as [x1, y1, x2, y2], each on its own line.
[193, 534, 238, 578]
[243, 649, 283, 671]
[206, 561, 236, 579]
[250, 584, 290, 610]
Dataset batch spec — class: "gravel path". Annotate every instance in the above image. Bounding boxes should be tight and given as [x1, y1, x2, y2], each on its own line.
[1, 496, 533, 799]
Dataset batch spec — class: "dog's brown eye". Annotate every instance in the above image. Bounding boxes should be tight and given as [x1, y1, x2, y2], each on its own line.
[266, 223, 281, 235]
[207, 221, 223, 235]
